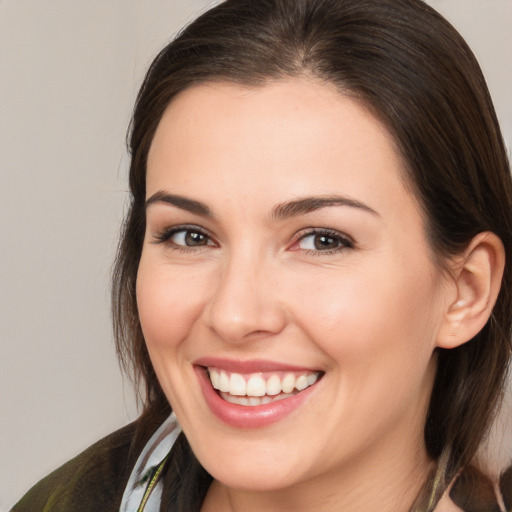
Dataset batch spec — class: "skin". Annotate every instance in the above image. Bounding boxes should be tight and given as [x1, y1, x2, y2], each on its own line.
[136, 80, 460, 511]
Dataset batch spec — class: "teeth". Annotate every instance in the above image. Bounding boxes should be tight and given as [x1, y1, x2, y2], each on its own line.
[307, 373, 318, 386]
[282, 373, 295, 394]
[208, 367, 321, 402]
[229, 373, 246, 396]
[209, 369, 220, 389]
[295, 374, 309, 391]
[246, 375, 266, 396]
[266, 375, 281, 396]
[221, 391, 296, 406]
[219, 371, 230, 392]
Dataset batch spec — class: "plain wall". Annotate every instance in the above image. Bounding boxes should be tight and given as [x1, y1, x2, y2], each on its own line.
[0, 1, 510, 509]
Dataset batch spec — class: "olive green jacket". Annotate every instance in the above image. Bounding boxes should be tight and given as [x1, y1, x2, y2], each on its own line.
[10, 422, 140, 512]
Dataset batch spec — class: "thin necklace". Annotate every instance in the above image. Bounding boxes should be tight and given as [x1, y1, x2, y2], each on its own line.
[136, 453, 170, 512]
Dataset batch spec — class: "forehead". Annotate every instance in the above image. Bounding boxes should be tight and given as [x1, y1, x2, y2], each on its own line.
[146, 80, 420, 225]
[150, 80, 397, 160]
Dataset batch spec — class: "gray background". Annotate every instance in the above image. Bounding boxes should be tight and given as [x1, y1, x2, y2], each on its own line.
[1, 1, 511, 509]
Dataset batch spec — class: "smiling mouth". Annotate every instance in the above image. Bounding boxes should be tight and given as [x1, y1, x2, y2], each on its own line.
[205, 367, 323, 407]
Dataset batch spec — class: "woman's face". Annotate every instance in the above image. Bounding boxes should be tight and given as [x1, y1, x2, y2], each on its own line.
[137, 80, 451, 493]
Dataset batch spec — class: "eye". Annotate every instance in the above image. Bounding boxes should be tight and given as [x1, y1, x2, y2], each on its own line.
[292, 229, 353, 253]
[171, 229, 210, 247]
[153, 226, 216, 249]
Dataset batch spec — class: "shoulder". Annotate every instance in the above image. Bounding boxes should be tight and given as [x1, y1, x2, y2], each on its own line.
[10, 421, 138, 512]
[446, 464, 512, 512]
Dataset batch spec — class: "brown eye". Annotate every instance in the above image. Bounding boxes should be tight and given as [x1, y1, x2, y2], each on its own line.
[295, 230, 353, 253]
[313, 234, 340, 250]
[153, 226, 215, 248]
[182, 230, 208, 246]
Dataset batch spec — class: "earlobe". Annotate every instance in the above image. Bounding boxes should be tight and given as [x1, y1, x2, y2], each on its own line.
[437, 232, 505, 349]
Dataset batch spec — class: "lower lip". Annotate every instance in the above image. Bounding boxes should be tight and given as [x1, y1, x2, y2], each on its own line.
[195, 366, 320, 429]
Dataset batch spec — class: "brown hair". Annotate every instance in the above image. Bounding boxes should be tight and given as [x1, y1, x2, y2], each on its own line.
[112, 0, 512, 508]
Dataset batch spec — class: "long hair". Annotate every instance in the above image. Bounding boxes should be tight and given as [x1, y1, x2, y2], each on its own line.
[112, 0, 512, 509]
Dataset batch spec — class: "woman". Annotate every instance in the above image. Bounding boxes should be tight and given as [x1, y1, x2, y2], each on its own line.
[12, 0, 512, 510]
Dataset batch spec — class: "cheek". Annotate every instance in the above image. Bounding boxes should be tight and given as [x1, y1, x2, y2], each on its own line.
[290, 261, 441, 374]
[298, 269, 440, 431]
[136, 258, 205, 349]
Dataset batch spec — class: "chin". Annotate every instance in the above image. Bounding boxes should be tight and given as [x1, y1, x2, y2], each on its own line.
[207, 461, 303, 493]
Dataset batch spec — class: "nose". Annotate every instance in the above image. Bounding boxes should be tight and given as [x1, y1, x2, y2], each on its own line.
[204, 252, 287, 343]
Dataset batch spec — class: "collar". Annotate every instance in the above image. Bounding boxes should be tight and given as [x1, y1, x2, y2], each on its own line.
[120, 413, 181, 512]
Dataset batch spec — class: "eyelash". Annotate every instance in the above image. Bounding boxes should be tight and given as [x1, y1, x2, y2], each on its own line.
[292, 228, 354, 255]
[152, 225, 216, 253]
[152, 225, 354, 255]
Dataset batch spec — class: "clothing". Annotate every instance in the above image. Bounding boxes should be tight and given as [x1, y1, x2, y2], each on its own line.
[9, 418, 157, 512]
[120, 414, 180, 512]
[11, 415, 509, 512]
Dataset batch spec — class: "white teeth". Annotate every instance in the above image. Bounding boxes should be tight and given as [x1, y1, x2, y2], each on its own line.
[221, 394, 249, 406]
[219, 371, 230, 392]
[208, 367, 321, 402]
[229, 373, 246, 396]
[209, 369, 220, 389]
[281, 373, 295, 394]
[246, 375, 266, 396]
[273, 393, 294, 402]
[295, 374, 309, 391]
[307, 373, 318, 386]
[221, 391, 296, 406]
[266, 375, 281, 396]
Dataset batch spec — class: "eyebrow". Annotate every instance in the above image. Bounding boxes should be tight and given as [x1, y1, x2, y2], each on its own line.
[145, 191, 379, 220]
[271, 195, 379, 220]
[145, 191, 212, 217]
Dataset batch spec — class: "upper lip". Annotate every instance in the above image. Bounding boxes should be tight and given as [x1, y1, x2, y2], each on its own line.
[194, 357, 320, 374]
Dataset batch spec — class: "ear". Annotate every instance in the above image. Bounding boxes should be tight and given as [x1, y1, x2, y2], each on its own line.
[437, 232, 505, 349]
